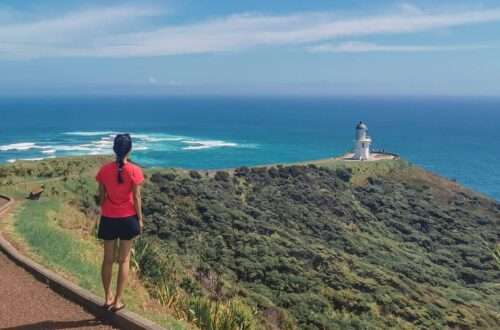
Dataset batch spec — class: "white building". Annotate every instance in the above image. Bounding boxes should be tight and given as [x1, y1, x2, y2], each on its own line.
[353, 121, 371, 160]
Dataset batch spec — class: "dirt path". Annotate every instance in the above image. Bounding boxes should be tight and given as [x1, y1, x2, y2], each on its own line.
[0, 198, 119, 330]
[0, 250, 117, 330]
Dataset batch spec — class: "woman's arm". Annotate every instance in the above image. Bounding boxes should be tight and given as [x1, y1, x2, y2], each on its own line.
[98, 183, 106, 205]
[132, 184, 143, 233]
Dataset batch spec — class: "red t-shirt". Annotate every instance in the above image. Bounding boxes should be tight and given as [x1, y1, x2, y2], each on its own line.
[96, 161, 144, 218]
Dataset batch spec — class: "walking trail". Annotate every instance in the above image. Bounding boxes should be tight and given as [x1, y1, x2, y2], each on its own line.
[0, 197, 117, 329]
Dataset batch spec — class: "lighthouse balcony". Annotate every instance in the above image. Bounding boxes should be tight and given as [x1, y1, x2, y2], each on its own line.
[357, 136, 372, 142]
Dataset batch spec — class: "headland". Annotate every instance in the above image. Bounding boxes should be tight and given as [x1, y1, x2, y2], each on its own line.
[0, 154, 498, 329]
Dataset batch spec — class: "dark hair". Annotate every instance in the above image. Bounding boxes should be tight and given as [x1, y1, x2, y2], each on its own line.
[113, 134, 132, 184]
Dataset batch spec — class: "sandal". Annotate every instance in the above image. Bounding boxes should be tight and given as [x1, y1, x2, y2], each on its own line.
[110, 303, 126, 312]
[103, 302, 113, 309]
[103, 295, 114, 309]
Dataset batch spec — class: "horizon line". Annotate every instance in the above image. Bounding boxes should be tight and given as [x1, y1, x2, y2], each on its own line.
[1, 92, 500, 99]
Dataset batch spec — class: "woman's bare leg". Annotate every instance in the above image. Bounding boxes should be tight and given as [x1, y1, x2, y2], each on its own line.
[113, 239, 133, 308]
[101, 240, 116, 305]
[113, 239, 119, 262]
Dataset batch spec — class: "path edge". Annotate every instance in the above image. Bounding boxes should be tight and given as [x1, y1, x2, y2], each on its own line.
[0, 195, 167, 330]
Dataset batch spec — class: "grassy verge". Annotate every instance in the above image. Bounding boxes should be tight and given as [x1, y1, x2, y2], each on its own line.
[5, 197, 190, 330]
[13, 199, 102, 291]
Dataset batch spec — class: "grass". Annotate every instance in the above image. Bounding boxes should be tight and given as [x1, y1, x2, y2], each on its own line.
[14, 199, 101, 290]
[307, 158, 409, 185]
[4, 196, 190, 330]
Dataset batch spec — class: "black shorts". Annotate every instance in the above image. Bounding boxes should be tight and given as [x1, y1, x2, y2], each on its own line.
[97, 215, 141, 240]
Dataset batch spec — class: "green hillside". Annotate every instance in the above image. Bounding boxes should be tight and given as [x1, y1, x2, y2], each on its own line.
[1, 156, 499, 329]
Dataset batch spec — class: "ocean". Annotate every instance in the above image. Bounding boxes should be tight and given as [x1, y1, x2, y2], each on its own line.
[0, 96, 499, 200]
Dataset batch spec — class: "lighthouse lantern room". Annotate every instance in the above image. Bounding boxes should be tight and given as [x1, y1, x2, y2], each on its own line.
[353, 121, 371, 160]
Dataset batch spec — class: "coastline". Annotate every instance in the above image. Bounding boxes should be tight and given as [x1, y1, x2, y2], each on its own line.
[1, 153, 497, 203]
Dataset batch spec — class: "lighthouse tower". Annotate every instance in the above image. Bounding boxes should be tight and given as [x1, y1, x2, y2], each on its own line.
[353, 121, 371, 160]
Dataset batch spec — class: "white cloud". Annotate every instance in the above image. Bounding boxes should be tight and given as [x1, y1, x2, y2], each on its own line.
[0, 5, 500, 58]
[0, 5, 162, 59]
[0, 6, 159, 39]
[307, 41, 492, 53]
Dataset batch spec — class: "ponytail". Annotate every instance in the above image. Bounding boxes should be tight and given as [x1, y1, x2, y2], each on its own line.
[116, 155, 125, 183]
[113, 134, 132, 184]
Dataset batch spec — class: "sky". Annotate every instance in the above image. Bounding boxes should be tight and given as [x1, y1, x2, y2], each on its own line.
[1, 0, 500, 96]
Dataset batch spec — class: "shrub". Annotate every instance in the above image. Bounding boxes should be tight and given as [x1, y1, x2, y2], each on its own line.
[335, 167, 352, 182]
[190, 170, 202, 179]
[215, 171, 230, 182]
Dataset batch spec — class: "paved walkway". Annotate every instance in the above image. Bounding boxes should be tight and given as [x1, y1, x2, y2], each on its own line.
[0, 251, 117, 330]
[0, 197, 118, 330]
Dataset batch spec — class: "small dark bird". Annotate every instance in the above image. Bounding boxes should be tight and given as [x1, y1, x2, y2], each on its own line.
[27, 184, 45, 200]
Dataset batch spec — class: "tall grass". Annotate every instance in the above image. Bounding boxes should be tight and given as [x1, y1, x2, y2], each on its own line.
[187, 297, 255, 330]
[132, 238, 258, 330]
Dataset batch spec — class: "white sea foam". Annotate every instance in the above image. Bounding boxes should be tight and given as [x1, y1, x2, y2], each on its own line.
[133, 133, 186, 142]
[23, 157, 44, 161]
[182, 140, 238, 150]
[144, 136, 185, 142]
[64, 131, 117, 136]
[51, 145, 92, 151]
[93, 140, 113, 147]
[89, 149, 112, 155]
[6, 155, 56, 163]
[1, 131, 256, 164]
[0, 143, 61, 152]
[0, 142, 37, 151]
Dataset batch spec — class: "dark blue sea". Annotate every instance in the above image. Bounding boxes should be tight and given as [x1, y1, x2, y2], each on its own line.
[0, 96, 499, 200]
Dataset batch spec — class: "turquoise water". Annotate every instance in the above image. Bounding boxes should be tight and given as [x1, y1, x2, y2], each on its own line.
[0, 96, 499, 200]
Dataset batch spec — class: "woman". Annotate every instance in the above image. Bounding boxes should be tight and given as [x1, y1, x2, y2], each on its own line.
[95, 133, 144, 312]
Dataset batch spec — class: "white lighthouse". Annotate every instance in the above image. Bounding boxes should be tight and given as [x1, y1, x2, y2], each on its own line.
[353, 121, 371, 160]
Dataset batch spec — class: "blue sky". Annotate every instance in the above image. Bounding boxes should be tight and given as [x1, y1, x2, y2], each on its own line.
[1, 0, 500, 96]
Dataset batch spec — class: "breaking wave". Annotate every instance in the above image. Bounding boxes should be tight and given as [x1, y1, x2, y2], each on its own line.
[0, 142, 41, 151]
[63, 131, 118, 136]
[182, 140, 238, 150]
[0, 131, 257, 163]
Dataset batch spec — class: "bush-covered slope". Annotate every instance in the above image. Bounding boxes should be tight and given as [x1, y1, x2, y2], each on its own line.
[1, 157, 498, 329]
[140, 161, 499, 329]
